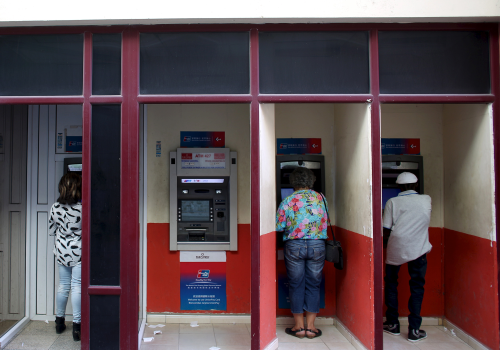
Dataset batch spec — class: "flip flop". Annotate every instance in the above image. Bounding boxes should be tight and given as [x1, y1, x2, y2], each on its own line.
[285, 327, 305, 339]
[306, 328, 322, 339]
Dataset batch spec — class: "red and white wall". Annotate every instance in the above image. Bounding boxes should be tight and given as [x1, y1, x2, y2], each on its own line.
[146, 104, 252, 314]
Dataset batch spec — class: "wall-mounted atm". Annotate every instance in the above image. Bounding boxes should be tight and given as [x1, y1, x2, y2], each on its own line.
[63, 157, 82, 175]
[170, 148, 237, 251]
[382, 155, 424, 209]
[276, 154, 325, 248]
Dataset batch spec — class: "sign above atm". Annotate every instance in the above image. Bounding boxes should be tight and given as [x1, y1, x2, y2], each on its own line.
[277, 138, 322, 155]
[181, 131, 225, 148]
[381, 138, 420, 155]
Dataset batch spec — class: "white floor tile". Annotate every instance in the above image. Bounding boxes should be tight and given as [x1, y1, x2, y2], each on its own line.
[179, 323, 214, 334]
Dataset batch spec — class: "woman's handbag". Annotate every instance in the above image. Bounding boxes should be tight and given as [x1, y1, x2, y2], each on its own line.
[321, 193, 344, 270]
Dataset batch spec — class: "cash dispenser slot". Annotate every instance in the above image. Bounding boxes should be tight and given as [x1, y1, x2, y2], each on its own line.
[186, 228, 207, 241]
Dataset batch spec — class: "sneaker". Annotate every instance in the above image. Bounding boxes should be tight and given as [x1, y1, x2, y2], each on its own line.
[408, 328, 427, 342]
[383, 321, 400, 336]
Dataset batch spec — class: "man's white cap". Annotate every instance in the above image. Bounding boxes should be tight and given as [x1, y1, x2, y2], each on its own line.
[396, 172, 418, 184]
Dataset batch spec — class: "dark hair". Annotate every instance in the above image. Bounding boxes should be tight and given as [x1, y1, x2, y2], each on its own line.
[57, 173, 82, 205]
[398, 183, 418, 192]
[289, 167, 316, 189]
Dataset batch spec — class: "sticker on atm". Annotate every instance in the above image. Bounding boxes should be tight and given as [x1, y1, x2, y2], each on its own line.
[197, 270, 210, 278]
[181, 153, 226, 169]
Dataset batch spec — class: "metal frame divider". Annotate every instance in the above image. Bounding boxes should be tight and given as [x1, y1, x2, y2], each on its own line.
[0, 22, 496, 350]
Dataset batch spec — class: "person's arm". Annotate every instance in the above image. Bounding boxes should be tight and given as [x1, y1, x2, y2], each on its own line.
[276, 202, 287, 232]
[382, 200, 394, 246]
[48, 204, 57, 236]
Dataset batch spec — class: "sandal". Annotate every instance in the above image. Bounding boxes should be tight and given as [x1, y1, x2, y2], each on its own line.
[306, 328, 322, 339]
[285, 327, 305, 339]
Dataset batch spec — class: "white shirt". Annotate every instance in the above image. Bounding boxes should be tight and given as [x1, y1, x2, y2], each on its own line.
[383, 190, 432, 265]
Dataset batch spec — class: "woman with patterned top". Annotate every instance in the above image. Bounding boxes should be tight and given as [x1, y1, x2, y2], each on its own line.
[49, 173, 82, 341]
[276, 167, 328, 339]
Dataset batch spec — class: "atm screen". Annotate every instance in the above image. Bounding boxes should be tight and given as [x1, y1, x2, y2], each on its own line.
[281, 188, 295, 201]
[67, 164, 82, 173]
[181, 200, 210, 221]
[382, 188, 401, 209]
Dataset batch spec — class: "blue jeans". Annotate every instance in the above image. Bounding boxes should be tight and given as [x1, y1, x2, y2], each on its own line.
[284, 239, 326, 314]
[56, 263, 81, 324]
[385, 254, 427, 330]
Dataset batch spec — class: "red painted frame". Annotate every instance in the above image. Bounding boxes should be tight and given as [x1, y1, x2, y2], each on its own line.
[0, 22, 496, 350]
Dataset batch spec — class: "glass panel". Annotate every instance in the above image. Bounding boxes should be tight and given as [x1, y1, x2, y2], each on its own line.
[92, 34, 122, 95]
[91, 105, 120, 285]
[259, 31, 370, 94]
[0, 34, 83, 96]
[140, 32, 250, 94]
[90, 295, 120, 350]
[379, 31, 490, 94]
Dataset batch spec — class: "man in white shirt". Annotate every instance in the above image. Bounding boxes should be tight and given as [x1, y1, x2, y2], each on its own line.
[382, 172, 432, 343]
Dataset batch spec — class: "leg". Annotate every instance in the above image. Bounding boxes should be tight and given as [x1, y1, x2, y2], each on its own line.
[284, 240, 307, 336]
[56, 264, 71, 318]
[304, 240, 325, 337]
[70, 263, 82, 324]
[384, 263, 401, 325]
[407, 254, 427, 331]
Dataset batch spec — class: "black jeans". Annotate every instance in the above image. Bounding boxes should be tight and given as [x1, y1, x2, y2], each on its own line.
[385, 254, 427, 330]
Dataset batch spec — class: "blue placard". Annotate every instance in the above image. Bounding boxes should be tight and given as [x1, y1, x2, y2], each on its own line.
[66, 136, 82, 153]
[180, 262, 227, 311]
[381, 138, 420, 155]
[277, 138, 322, 155]
[181, 131, 225, 148]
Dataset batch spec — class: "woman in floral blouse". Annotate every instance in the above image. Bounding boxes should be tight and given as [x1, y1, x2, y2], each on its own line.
[276, 167, 328, 339]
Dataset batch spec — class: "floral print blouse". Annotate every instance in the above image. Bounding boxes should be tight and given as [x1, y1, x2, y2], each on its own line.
[276, 190, 329, 241]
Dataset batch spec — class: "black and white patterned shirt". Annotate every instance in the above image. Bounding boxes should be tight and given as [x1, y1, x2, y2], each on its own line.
[49, 202, 82, 267]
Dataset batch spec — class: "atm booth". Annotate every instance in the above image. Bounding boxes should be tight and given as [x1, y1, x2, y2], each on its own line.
[275, 154, 326, 311]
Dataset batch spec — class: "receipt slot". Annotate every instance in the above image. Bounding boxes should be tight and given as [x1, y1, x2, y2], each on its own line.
[170, 148, 237, 251]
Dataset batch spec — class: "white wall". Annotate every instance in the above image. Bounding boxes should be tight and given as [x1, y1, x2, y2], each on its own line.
[146, 104, 250, 224]
[381, 104, 444, 228]
[335, 104, 372, 237]
[0, 0, 498, 26]
[443, 104, 495, 241]
[275, 104, 336, 222]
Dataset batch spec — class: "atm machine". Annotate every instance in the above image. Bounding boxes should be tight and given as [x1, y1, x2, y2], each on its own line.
[276, 154, 325, 208]
[382, 155, 424, 209]
[169, 148, 237, 251]
[64, 157, 82, 175]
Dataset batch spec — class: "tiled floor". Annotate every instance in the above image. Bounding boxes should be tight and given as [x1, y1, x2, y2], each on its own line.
[2, 321, 476, 350]
[383, 326, 475, 350]
[2, 321, 80, 350]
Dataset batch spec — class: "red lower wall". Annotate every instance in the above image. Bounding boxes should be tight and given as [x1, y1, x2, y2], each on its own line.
[260, 232, 277, 348]
[335, 227, 374, 350]
[147, 223, 251, 313]
[444, 229, 499, 350]
[383, 227, 445, 318]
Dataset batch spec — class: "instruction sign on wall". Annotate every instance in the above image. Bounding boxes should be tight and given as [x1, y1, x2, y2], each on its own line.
[180, 251, 227, 311]
[381, 138, 420, 155]
[181, 131, 225, 148]
[277, 138, 322, 155]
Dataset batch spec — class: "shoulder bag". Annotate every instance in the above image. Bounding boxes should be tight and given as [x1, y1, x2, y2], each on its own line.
[320, 193, 344, 270]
